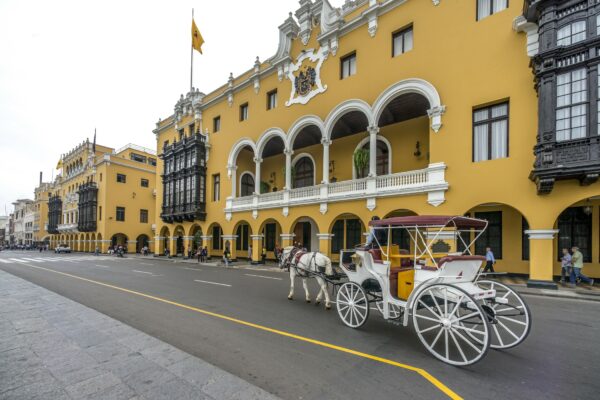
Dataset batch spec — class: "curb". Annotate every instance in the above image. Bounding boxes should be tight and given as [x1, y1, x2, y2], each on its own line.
[509, 284, 600, 302]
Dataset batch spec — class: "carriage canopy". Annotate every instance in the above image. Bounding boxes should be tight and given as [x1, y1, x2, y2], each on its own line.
[369, 215, 487, 230]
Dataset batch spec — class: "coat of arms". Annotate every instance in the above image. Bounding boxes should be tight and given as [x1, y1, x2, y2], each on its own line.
[286, 47, 328, 107]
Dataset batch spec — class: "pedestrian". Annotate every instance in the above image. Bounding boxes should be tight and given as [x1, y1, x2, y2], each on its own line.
[95, 246, 99, 256]
[223, 246, 231, 267]
[196, 247, 201, 263]
[248, 244, 252, 261]
[261, 246, 267, 264]
[560, 248, 572, 285]
[570, 246, 594, 287]
[483, 246, 495, 273]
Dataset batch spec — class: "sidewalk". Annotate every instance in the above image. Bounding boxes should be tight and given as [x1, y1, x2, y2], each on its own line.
[0, 269, 280, 400]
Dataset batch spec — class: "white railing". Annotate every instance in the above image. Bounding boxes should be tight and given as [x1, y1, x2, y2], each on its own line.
[226, 163, 448, 213]
[289, 185, 320, 200]
[57, 223, 79, 233]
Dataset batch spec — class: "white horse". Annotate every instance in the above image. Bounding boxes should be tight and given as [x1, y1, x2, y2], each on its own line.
[279, 246, 333, 309]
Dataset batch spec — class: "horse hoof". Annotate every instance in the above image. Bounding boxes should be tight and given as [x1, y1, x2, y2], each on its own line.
[326, 305, 331, 310]
[315, 301, 320, 306]
[288, 296, 293, 301]
[306, 300, 311, 303]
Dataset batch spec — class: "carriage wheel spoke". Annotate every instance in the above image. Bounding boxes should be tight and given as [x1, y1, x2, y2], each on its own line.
[342, 306, 351, 322]
[456, 311, 480, 323]
[449, 330, 467, 364]
[430, 290, 444, 318]
[415, 314, 441, 323]
[419, 324, 441, 335]
[453, 323, 486, 337]
[497, 315, 527, 326]
[452, 327, 483, 354]
[444, 288, 448, 316]
[448, 295, 465, 319]
[444, 330, 449, 360]
[492, 323, 504, 347]
[430, 326, 444, 348]
[418, 299, 442, 318]
[494, 306, 523, 313]
[497, 319, 520, 341]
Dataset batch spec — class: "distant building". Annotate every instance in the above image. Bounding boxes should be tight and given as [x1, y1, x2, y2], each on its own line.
[12, 199, 34, 246]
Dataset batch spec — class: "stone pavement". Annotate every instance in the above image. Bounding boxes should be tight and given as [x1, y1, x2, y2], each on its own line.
[0, 269, 280, 400]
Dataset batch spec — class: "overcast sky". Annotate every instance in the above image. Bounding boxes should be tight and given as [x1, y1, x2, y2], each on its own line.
[0, 0, 346, 215]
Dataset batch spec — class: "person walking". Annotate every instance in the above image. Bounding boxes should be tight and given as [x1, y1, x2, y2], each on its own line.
[570, 246, 594, 287]
[560, 248, 572, 285]
[187, 246, 192, 260]
[95, 246, 99, 256]
[248, 244, 252, 261]
[223, 246, 231, 267]
[483, 246, 495, 273]
[196, 247, 201, 263]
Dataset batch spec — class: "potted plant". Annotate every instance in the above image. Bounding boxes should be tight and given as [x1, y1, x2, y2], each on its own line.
[260, 181, 270, 194]
[353, 148, 369, 178]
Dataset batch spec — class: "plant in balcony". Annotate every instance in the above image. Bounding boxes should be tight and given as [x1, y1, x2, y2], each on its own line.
[260, 181, 270, 194]
[353, 148, 369, 178]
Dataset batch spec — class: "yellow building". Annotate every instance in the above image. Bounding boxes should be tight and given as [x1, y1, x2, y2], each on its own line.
[153, 0, 600, 287]
[33, 177, 52, 246]
[47, 140, 157, 254]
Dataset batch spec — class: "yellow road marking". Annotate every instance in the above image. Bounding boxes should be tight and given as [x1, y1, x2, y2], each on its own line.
[18, 263, 462, 399]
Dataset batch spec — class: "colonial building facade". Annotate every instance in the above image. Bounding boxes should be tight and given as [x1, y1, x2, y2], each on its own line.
[152, 0, 600, 287]
[46, 140, 157, 253]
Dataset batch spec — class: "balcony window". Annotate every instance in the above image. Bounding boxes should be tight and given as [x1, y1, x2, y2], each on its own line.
[141, 178, 149, 188]
[557, 21, 586, 46]
[477, 0, 507, 21]
[140, 209, 148, 223]
[130, 153, 146, 163]
[212, 174, 220, 202]
[213, 116, 221, 132]
[392, 26, 413, 57]
[189, 123, 195, 136]
[357, 140, 389, 178]
[212, 225, 222, 250]
[557, 207, 591, 262]
[148, 158, 157, 166]
[340, 52, 356, 79]
[116, 174, 126, 183]
[293, 157, 314, 188]
[473, 102, 509, 161]
[556, 68, 587, 141]
[240, 173, 254, 196]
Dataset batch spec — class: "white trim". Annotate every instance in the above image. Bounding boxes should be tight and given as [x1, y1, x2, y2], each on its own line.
[525, 229, 559, 240]
[317, 233, 334, 240]
[292, 153, 317, 187]
[371, 78, 444, 133]
[280, 233, 296, 240]
[286, 115, 325, 150]
[227, 138, 257, 171]
[352, 135, 392, 179]
[324, 99, 375, 141]
[238, 171, 256, 197]
[256, 127, 288, 156]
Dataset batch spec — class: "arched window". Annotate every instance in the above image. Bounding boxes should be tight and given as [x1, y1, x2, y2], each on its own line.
[240, 173, 254, 197]
[293, 157, 314, 188]
[358, 140, 389, 178]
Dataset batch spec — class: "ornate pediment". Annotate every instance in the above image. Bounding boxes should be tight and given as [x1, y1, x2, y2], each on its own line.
[285, 47, 328, 107]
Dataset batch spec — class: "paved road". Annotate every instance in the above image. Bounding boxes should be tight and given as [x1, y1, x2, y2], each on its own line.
[1, 251, 599, 400]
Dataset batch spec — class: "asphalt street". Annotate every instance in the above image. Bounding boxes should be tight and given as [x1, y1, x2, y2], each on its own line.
[1, 251, 599, 400]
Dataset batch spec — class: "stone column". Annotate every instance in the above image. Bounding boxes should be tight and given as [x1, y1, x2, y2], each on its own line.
[321, 138, 331, 184]
[367, 126, 379, 177]
[228, 165, 238, 198]
[183, 236, 194, 258]
[154, 236, 163, 255]
[525, 229, 558, 289]
[254, 157, 262, 194]
[169, 236, 178, 257]
[280, 233, 295, 248]
[250, 234, 264, 264]
[284, 148, 293, 189]
[317, 233, 334, 258]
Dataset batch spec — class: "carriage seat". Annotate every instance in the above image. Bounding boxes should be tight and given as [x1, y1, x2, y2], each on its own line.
[390, 265, 414, 300]
[368, 249, 383, 263]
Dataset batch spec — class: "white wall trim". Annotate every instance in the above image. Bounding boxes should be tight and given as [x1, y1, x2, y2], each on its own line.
[324, 99, 375, 141]
[227, 138, 257, 170]
[286, 115, 325, 150]
[256, 127, 288, 156]
[525, 229, 559, 240]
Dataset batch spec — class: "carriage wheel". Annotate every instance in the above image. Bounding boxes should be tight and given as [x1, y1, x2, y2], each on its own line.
[412, 284, 490, 366]
[473, 280, 532, 349]
[336, 282, 370, 328]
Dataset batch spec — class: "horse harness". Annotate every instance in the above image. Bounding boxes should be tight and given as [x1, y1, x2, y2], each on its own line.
[283, 248, 327, 277]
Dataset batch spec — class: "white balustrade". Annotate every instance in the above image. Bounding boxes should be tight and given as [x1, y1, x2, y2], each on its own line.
[225, 164, 448, 213]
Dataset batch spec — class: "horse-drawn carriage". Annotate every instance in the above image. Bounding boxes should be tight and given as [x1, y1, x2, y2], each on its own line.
[281, 215, 531, 366]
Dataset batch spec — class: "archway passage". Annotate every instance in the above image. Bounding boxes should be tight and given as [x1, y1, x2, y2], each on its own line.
[173, 226, 185, 255]
[189, 225, 203, 252]
[111, 233, 128, 251]
[136, 235, 150, 253]
[259, 135, 286, 194]
[291, 217, 318, 252]
[208, 223, 224, 253]
[235, 221, 252, 257]
[259, 219, 282, 260]
[463, 203, 530, 276]
[158, 226, 170, 255]
[330, 214, 365, 261]
[383, 209, 418, 251]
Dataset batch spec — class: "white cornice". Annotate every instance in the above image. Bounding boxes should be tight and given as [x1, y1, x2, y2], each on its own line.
[94, 158, 155, 174]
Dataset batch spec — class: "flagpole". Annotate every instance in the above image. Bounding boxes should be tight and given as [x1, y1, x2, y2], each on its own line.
[190, 8, 194, 93]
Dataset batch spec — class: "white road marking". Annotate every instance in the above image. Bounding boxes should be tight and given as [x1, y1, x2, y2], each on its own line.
[194, 279, 231, 287]
[9, 258, 26, 263]
[94, 265, 110, 269]
[183, 267, 202, 271]
[139, 263, 155, 266]
[22, 258, 43, 262]
[132, 270, 154, 275]
[245, 273, 283, 281]
[0, 259, 11, 263]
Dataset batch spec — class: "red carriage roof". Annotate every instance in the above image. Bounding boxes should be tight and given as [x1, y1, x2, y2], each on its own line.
[368, 215, 488, 229]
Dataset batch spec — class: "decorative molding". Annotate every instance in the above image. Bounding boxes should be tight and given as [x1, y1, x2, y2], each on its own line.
[320, 203, 328, 215]
[317, 233, 334, 240]
[280, 233, 296, 239]
[253, 57, 261, 94]
[366, 198, 376, 211]
[525, 229, 559, 240]
[226, 73, 234, 107]
[285, 47, 329, 107]
[432, 0, 440, 5]
[513, 15, 539, 58]
[296, 0, 314, 45]
[363, 0, 380, 38]
[427, 106, 446, 133]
